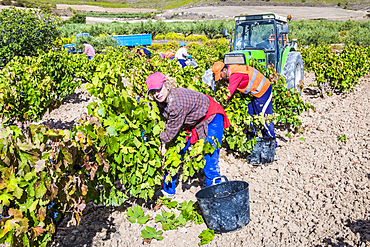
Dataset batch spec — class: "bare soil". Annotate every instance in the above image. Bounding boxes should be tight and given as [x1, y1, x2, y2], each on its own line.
[53, 5, 370, 23]
[47, 72, 370, 247]
[55, 4, 157, 13]
[2, 4, 368, 23]
[36, 83, 97, 129]
[166, 6, 369, 21]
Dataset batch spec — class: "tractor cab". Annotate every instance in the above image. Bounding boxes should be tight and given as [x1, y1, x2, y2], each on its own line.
[223, 14, 303, 92]
[224, 14, 296, 74]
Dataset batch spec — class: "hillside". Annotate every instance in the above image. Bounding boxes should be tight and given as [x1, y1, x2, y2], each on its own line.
[1, 0, 370, 11]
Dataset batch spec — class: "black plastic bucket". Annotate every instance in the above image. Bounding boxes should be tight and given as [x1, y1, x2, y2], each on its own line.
[246, 137, 276, 164]
[195, 176, 250, 233]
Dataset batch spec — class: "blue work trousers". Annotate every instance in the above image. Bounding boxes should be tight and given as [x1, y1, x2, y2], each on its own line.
[247, 85, 276, 139]
[178, 59, 187, 68]
[163, 114, 224, 194]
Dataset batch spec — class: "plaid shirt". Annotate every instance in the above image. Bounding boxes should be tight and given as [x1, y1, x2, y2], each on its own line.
[158, 88, 215, 144]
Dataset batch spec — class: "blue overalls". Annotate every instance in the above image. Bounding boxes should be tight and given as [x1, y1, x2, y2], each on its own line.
[246, 85, 276, 141]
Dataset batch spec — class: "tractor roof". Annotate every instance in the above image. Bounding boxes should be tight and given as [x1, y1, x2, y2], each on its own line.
[235, 14, 287, 23]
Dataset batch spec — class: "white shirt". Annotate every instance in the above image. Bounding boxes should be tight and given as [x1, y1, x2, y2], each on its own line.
[175, 47, 188, 60]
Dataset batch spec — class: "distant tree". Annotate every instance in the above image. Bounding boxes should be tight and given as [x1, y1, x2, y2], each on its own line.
[1, 0, 12, 5]
[0, 8, 60, 66]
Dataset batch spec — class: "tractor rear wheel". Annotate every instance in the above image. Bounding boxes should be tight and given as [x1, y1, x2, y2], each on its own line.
[281, 52, 304, 94]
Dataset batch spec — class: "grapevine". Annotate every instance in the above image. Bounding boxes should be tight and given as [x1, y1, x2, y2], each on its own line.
[5, 39, 365, 247]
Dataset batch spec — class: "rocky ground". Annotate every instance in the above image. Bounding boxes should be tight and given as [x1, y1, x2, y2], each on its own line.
[37, 83, 97, 130]
[45, 71, 370, 247]
[55, 4, 157, 13]
[2, 4, 369, 24]
[164, 6, 369, 21]
[54, 4, 370, 23]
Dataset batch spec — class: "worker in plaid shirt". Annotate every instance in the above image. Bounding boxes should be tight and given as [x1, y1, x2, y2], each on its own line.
[146, 72, 230, 198]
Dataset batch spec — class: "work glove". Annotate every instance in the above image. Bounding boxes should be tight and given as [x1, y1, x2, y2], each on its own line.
[186, 55, 192, 59]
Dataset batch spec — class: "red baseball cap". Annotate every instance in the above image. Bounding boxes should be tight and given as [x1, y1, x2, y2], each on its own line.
[146, 72, 166, 93]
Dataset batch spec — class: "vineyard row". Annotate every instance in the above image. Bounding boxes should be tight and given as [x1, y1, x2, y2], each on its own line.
[1, 42, 369, 246]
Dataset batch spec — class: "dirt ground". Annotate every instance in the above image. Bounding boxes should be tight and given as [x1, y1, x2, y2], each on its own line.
[45, 71, 370, 247]
[166, 6, 369, 21]
[1, 4, 368, 23]
[53, 5, 370, 24]
[56, 4, 157, 13]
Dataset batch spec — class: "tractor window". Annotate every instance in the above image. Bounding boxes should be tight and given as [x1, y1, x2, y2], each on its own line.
[234, 24, 245, 50]
[234, 21, 275, 51]
[276, 24, 288, 49]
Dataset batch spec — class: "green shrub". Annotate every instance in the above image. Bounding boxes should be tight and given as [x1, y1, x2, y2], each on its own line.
[154, 33, 166, 40]
[0, 8, 60, 67]
[148, 43, 163, 50]
[184, 35, 198, 42]
[63, 13, 86, 24]
[57, 19, 236, 38]
[184, 35, 207, 42]
[165, 32, 185, 40]
[1, 0, 11, 5]
[341, 20, 357, 31]
[163, 41, 179, 50]
[82, 11, 161, 19]
[15, 0, 32, 7]
[68, 7, 77, 14]
[290, 20, 341, 46]
[39, 4, 53, 13]
[74, 35, 118, 52]
[343, 27, 370, 47]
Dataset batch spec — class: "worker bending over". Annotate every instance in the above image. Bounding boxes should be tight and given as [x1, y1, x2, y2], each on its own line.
[160, 50, 176, 60]
[82, 41, 95, 60]
[137, 47, 152, 59]
[212, 61, 276, 142]
[146, 72, 230, 198]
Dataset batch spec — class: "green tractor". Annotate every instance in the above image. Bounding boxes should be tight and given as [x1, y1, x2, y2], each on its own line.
[222, 14, 303, 93]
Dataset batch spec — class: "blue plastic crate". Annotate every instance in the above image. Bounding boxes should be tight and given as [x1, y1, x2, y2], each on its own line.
[112, 34, 152, 47]
[76, 33, 90, 38]
[62, 44, 75, 49]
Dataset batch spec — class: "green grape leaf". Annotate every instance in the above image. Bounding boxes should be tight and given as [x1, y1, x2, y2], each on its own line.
[35, 183, 47, 199]
[106, 125, 118, 136]
[198, 229, 215, 246]
[126, 206, 147, 224]
[137, 214, 149, 225]
[141, 226, 163, 240]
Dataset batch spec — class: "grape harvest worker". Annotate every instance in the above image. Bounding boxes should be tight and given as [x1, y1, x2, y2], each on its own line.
[160, 50, 176, 60]
[175, 42, 192, 68]
[137, 47, 152, 59]
[82, 41, 95, 60]
[146, 72, 230, 198]
[212, 61, 276, 142]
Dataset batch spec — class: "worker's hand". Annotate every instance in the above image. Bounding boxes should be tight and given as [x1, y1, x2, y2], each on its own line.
[187, 55, 192, 59]
[159, 143, 167, 156]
